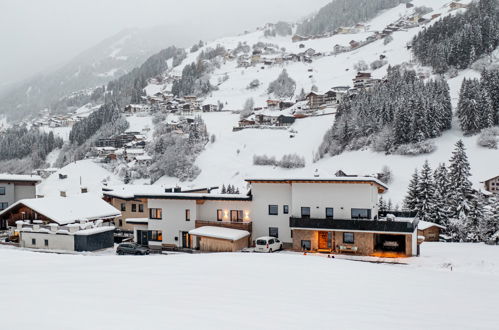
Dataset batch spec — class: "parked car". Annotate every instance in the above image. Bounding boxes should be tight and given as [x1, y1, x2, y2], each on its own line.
[116, 243, 150, 255]
[254, 236, 282, 253]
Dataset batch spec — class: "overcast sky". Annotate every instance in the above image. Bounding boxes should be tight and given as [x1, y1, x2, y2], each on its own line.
[0, 0, 330, 86]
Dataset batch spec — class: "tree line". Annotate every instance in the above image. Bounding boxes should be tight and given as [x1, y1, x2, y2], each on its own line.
[402, 140, 499, 242]
[412, 0, 499, 74]
[318, 66, 452, 157]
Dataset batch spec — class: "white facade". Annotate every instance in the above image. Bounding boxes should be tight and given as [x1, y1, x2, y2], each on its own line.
[20, 232, 75, 251]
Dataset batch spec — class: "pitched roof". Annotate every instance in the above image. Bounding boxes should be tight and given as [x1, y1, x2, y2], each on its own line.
[245, 176, 388, 191]
[417, 220, 446, 231]
[0, 174, 42, 183]
[0, 195, 120, 225]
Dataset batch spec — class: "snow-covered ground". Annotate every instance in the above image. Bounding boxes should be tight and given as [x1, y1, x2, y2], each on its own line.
[0, 242, 496, 330]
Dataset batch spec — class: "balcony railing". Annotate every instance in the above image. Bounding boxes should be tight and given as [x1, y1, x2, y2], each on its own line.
[195, 220, 252, 232]
[290, 217, 418, 233]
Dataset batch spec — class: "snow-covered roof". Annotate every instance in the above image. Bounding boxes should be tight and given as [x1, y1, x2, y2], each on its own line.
[125, 218, 148, 224]
[74, 226, 115, 236]
[245, 176, 388, 190]
[0, 195, 121, 225]
[135, 155, 152, 161]
[189, 226, 250, 241]
[0, 174, 42, 183]
[103, 185, 250, 201]
[418, 220, 446, 231]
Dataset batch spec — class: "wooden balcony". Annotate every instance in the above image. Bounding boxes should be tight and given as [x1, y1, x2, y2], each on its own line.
[195, 220, 252, 233]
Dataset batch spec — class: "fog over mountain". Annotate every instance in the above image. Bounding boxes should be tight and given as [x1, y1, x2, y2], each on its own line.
[0, 0, 330, 86]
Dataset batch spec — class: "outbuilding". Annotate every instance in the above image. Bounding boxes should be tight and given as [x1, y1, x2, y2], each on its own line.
[417, 221, 446, 242]
[189, 226, 250, 252]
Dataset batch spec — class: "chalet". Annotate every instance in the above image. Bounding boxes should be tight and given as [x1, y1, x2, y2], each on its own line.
[336, 27, 353, 34]
[0, 174, 41, 228]
[353, 72, 374, 89]
[482, 175, 499, 194]
[279, 101, 295, 110]
[431, 13, 442, 20]
[417, 221, 446, 242]
[449, 2, 469, 10]
[134, 155, 153, 166]
[0, 195, 120, 251]
[202, 104, 218, 112]
[292, 34, 309, 43]
[306, 92, 325, 109]
[266, 100, 280, 109]
[334, 44, 349, 53]
[355, 24, 367, 32]
[276, 115, 296, 127]
[124, 104, 148, 114]
[238, 119, 256, 127]
[349, 40, 360, 49]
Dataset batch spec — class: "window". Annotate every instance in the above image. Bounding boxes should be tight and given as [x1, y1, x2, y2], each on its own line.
[217, 209, 223, 221]
[0, 202, 8, 211]
[131, 204, 137, 212]
[268, 205, 278, 215]
[149, 208, 162, 219]
[269, 227, 279, 238]
[283, 205, 289, 214]
[31, 238, 36, 245]
[44, 239, 49, 247]
[119, 219, 123, 227]
[120, 203, 126, 212]
[269, 239, 275, 244]
[326, 208, 334, 219]
[301, 240, 311, 250]
[351, 208, 371, 219]
[230, 210, 243, 222]
[343, 232, 354, 244]
[185, 209, 191, 221]
[301, 207, 311, 218]
[0, 187, 5, 195]
[139, 204, 144, 213]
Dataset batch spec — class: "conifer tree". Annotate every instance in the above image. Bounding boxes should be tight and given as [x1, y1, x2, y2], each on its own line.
[404, 169, 419, 211]
[416, 161, 437, 222]
[448, 140, 474, 220]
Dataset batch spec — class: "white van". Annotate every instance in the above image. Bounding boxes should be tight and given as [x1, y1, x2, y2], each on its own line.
[254, 236, 282, 253]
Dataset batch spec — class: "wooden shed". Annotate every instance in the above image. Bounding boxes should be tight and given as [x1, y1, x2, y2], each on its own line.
[417, 221, 446, 242]
[189, 226, 250, 252]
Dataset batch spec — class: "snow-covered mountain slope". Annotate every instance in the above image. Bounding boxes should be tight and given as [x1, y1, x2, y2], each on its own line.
[147, 0, 499, 204]
[0, 26, 191, 121]
[43, 0, 498, 205]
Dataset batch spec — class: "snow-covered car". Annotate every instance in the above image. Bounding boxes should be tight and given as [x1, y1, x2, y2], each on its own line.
[254, 236, 282, 253]
[116, 243, 150, 255]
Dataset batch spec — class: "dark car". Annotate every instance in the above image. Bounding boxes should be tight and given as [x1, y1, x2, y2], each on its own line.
[116, 243, 150, 255]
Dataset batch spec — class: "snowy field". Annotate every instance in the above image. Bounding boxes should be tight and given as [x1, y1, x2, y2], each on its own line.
[0, 243, 497, 330]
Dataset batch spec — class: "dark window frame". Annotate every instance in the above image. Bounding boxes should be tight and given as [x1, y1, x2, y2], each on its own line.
[0, 202, 8, 211]
[44, 239, 49, 247]
[269, 227, 279, 238]
[230, 210, 243, 222]
[185, 209, 191, 221]
[139, 204, 144, 213]
[343, 232, 354, 244]
[351, 208, 371, 219]
[326, 208, 334, 219]
[120, 203, 126, 212]
[31, 238, 36, 245]
[131, 204, 137, 212]
[301, 207, 311, 218]
[283, 205, 289, 214]
[0, 187, 5, 195]
[217, 209, 223, 221]
[149, 208, 162, 220]
[268, 205, 278, 216]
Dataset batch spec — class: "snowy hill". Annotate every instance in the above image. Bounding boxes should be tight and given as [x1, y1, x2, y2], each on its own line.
[39, 0, 499, 206]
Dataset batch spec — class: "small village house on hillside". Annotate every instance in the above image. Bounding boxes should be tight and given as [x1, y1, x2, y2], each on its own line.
[482, 175, 499, 195]
[0, 195, 120, 251]
[0, 174, 41, 228]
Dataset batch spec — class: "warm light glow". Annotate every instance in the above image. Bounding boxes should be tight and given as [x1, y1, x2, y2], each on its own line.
[223, 210, 229, 220]
[244, 210, 250, 220]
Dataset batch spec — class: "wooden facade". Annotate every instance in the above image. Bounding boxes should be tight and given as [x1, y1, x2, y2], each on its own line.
[292, 229, 413, 257]
[418, 226, 441, 242]
[191, 235, 249, 252]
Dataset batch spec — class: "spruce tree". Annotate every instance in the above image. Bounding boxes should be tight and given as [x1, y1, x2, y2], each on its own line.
[448, 140, 473, 220]
[416, 161, 437, 222]
[404, 169, 419, 211]
[433, 163, 451, 226]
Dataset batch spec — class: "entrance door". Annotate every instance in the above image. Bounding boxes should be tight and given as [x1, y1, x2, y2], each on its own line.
[181, 231, 191, 248]
[318, 231, 329, 249]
